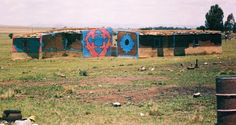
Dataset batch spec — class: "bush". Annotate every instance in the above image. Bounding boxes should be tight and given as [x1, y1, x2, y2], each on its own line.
[79, 70, 88, 76]
[8, 33, 13, 39]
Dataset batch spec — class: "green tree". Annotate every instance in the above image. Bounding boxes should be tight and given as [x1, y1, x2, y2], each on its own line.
[8, 33, 13, 39]
[205, 4, 224, 31]
[224, 13, 235, 32]
[233, 24, 236, 33]
[196, 25, 206, 30]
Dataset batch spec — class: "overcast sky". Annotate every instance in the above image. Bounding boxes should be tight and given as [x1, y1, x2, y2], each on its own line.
[0, 0, 235, 28]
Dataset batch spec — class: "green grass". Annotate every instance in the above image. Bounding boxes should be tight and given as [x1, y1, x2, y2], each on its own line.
[0, 33, 236, 125]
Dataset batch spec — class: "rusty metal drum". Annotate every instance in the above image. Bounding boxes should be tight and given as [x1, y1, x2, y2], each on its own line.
[216, 76, 236, 125]
[2, 110, 22, 122]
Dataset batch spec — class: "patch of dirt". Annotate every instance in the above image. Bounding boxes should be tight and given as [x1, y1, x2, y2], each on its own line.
[77, 88, 116, 95]
[1, 76, 214, 105]
[77, 85, 215, 104]
[77, 85, 176, 104]
[92, 87, 162, 103]
[222, 65, 236, 69]
[0, 76, 167, 86]
[79, 76, 167, 85]
[0, 78, 215, 104]
[73, 76, 168, 103]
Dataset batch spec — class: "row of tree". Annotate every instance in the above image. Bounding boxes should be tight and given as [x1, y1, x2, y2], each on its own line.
[197, 4, 236, 32]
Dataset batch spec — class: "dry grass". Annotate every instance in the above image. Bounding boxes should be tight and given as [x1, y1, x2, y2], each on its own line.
[0, 88, 16, 99]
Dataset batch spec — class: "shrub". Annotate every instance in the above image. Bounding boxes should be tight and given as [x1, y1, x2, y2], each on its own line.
[79, 70, 88, 76]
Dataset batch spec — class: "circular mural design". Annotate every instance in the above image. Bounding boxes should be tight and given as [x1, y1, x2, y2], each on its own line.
[84, 28, 112, 57]
[120, 33, 134, 54]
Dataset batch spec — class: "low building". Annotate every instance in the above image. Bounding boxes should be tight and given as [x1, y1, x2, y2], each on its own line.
[138, 30, 222, 57]
[11, 29, 222, 60]
[12, 28, 85, 60]
[42, 31, 83, 58]
[12, 33, 41, 60]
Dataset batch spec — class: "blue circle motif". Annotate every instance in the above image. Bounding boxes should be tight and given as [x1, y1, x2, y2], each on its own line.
[120, 33, 134, 54]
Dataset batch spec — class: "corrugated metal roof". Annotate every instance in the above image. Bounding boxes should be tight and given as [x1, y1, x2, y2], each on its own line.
[13, 28, 94, 38]
[137, 30, 221, 36]
[13, 29, 222, 38]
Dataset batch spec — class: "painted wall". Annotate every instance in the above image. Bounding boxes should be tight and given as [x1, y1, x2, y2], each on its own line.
[139, 34, 222, 57]
[42, 32, 82, 58]
[13, 38, 40, 53]
[82, 28, 113, 57]
[117, 31, 139, 58]
[12, 38, 40, 60]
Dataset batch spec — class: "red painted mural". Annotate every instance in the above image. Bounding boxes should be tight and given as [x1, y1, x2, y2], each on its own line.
[82, 28, 112, 57]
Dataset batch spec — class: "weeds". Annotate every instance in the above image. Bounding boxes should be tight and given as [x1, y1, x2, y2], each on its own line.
[0, 88, 16, 99]
[17, 73, 46, 81]
[79, 70, 88, 76]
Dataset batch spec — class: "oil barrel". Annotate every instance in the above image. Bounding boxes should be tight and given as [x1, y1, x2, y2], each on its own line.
[2, 110, 22, 122]
[216, 76, 236, 125]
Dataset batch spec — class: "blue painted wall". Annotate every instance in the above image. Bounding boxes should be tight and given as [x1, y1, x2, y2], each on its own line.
[13, 38, 40, 53]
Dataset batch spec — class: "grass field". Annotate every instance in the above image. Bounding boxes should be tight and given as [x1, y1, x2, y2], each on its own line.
[0, 33, 236, 125]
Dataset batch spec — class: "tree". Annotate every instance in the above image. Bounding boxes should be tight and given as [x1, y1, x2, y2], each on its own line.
[196, 25, 206, 31]
[8, 33, 13, 39]
[224, 13, 235, 32]
[205, 4, 224, 31]
[233, 23, 236, 33]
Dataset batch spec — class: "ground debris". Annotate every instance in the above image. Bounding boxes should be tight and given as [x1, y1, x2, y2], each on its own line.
[187, 64, 195, 70]
[22, 70, 31, 74]
[204, 62, 208, 65]
[179, 69, 185, 73]
[149, 67, 155, 71]
[186, 59, 200, 70]
[139, 112, 145, 117]
[85, 111, 91, 115]
[193, 92, 201, 98]
[167, 69, 174, 72]
[0, 110, 38, 125]
[212, 61, 223, 65]
[124, 96, 132, 101]
[119, 64, 125, 66]
[112, 102, 121, 107]
[138, 66, 146, 71]
[15, 119, 32, 125]
[98, 84, 102, 87]
[187, 66, 195, 70]
[54, 72, 66, 78]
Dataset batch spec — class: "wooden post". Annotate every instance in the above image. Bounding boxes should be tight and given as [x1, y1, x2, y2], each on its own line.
[173, 34, 176, 56]
[39, 34, 43, 59]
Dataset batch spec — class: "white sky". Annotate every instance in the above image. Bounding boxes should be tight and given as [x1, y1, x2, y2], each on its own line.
[0, 0, 235, 28]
